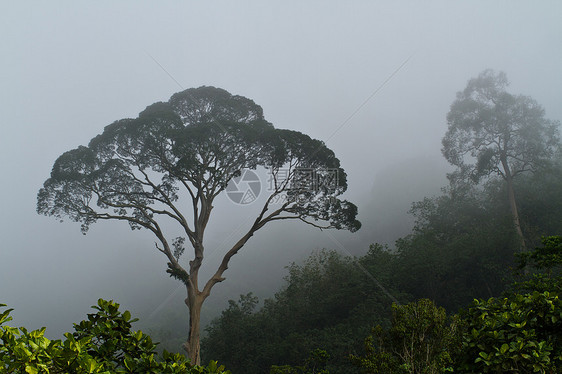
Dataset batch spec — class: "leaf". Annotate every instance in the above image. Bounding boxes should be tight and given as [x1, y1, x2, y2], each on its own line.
[499, 343, 509, 354]
[123, 310, 131, 322]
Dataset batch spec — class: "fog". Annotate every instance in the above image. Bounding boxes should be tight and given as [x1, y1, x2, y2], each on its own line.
[1, 1, 561, 339]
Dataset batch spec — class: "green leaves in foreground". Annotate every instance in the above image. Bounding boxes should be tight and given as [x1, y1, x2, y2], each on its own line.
[0, 299, 230, 373]
[457, 291, 562, 373]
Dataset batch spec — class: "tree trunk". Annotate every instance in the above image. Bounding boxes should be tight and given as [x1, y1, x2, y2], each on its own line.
[183, 290, 205, 365]
[505, 172, 526, 253]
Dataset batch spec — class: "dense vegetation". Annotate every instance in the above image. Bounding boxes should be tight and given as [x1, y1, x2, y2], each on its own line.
[202, 246, 406, 373]
[351, 237, 562, 374]
[200, 237, 562, 374]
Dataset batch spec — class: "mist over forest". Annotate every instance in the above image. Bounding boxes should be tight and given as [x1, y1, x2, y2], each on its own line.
[1, 2, 562, 373]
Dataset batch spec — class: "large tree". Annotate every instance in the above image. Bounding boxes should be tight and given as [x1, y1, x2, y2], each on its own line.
[37, 86, 360, 364]
[442, 70, 560, 251]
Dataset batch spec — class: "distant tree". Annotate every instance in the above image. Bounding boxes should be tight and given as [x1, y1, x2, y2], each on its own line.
[442, 69, 560, 251]
[350, 299, 462, 374]
[511, 156, 562, 246]
[270, 349, 331, 374]
[37, 86, 360, 364]
[396, 185, 518, 311]
[513, 235, 562, 294]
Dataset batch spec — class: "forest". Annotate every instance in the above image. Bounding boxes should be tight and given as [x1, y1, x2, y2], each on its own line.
[2, 69, 562, 374]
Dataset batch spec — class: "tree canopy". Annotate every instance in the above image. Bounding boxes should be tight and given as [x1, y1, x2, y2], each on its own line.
[38, 87, 360, 238]
[442, 69, 560, 251]
[442, 69, 559, 183]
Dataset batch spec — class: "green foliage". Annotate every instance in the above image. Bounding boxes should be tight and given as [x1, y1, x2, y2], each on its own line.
[518, 236, 562, 273]
[0, 300, 230, 373]
[202, 249, 407, 374]
[199, 293, 263, 372]
[270, 349, 331, 374]
[395, 183, 518, 311]
[198, 236, 562, 374]
[351, 289, 562, 373]
[513, 235, 562, 296]
[511, 162, 562, 244]
[457, 291, 562, 373]
[350, 299, 462, 374]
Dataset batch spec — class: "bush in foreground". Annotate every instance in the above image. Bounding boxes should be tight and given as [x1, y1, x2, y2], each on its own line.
[0, 299, 229, 373]
[457, 291, 562, 373]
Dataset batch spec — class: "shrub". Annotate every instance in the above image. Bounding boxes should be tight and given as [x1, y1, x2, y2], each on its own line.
[350, 299, 462, 374]
[456, 291, 562, 373]
[0, 299, 230, 373]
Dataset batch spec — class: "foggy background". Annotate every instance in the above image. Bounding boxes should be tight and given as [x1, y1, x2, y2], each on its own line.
[1, 1, 561, 339]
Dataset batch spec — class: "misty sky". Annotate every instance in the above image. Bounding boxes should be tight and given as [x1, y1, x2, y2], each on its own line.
[1, 1, 561, 337]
